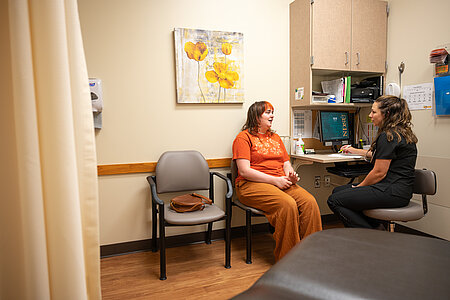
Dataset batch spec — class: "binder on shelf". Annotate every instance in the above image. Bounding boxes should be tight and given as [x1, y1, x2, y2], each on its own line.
[342, 77, 346, 102]
[345, 76, 351, 103]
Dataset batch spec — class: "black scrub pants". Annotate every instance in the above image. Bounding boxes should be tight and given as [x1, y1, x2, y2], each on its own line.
[327, 184, 410, 228]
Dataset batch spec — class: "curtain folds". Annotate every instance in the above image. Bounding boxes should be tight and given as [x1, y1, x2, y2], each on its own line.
[1, 0, 101, 299]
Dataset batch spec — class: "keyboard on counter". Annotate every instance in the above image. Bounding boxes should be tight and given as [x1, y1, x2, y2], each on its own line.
[326, 163, 373, 178]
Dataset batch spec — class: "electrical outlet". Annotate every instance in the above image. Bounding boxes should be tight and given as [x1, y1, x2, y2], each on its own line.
[324, 175, 331, 187]
[314, 176, 321, 188]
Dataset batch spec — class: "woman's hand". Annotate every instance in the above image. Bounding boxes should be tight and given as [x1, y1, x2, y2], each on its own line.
[287, 171, 299, 184]
[237, 159, 293, 189]
[272, 176, 293, 190]
[340, 145, 372, 159]
[283, 161, 299, 184]
[340, 145, 357, 154]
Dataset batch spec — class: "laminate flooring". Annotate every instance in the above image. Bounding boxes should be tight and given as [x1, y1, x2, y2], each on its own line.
[101, 222, 344, 300]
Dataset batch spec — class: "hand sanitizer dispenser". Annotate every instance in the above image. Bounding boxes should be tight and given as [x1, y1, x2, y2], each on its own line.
[89, 78, 103, 129]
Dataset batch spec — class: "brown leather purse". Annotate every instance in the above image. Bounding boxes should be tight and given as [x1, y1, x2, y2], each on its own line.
[170, 193, 213, 213]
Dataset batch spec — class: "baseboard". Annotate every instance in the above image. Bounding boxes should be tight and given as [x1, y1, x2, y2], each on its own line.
[100, 222, 271, 258]
[100, 214, 437, 258]
[101, 214, 340, 258]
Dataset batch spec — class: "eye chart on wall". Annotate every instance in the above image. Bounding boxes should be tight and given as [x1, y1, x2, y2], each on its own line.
[403, 83, 433, 110]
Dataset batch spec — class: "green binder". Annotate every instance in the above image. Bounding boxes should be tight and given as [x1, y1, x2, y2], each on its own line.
[345, 76, 351, 103]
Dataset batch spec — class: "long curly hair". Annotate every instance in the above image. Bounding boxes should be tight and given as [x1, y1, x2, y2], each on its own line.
[241, 101, 275, 136]
[370, 95, 418, 152]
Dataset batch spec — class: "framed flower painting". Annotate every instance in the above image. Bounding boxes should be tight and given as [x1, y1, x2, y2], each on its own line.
[174, 28, 244, 103]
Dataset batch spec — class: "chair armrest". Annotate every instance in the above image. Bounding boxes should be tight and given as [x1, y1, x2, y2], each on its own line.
[211, 171, 233, 199]
[146, 176, 164, 205]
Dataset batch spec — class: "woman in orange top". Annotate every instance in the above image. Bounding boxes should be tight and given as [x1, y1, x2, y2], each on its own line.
[232, 101, 322, 261]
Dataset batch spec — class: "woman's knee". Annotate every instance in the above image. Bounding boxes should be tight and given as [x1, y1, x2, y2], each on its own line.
[277, 196, 298, 215]
[302, 194, 320, 212]
[332, 184, 349, 194]
[327, 194, 339, 210]
[301, 190, 316, 202]
[290, 186, 317, 204]
[332, 186, 340, 194]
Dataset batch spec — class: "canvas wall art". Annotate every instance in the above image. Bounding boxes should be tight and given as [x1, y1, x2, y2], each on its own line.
[174, 28, 244, 103]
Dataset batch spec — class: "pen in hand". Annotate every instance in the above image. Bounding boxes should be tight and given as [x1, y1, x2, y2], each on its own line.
[338, 145, 351, 153]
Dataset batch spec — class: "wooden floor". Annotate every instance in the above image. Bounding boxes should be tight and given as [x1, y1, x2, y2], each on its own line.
[101, 223, 343, 300]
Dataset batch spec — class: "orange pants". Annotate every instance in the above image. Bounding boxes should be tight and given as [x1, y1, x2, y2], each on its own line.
[236, 180, 322, 261]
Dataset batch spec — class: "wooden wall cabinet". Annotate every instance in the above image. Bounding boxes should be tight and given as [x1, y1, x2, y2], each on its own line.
[290, 0, 387, 108]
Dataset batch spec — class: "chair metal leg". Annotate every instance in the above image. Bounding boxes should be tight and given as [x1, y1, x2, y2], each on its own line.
[225, 197, 232, 269]
[246, 210, 252, 264]
[389, 221, 395, 232]
[206, 222, 213, 244]
[151, 204, 158, 252]
[159, 211, 167, 280]
[225, 211, 231, 269]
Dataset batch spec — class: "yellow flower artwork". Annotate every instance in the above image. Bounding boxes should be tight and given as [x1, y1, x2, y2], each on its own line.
[205, 62, 239, 89]
[174, 28, 244, 103]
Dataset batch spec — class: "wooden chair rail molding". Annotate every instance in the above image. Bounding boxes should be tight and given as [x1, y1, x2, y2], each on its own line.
[97, 158, 232, 176]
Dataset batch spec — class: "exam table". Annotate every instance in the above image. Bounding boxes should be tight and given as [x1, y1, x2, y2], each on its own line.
[233, 228, 450, 300]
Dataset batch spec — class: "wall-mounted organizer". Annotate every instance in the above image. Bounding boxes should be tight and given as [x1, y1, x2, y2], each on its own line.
[434, 75, 450, 116]
[89, 78, 103, 128]
[430, 45, 450, 116]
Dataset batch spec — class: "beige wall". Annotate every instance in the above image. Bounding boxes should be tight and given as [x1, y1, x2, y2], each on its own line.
[79, 0, 450, 245]
[384, 0, 450, 239]
[78, 0, 292, 245]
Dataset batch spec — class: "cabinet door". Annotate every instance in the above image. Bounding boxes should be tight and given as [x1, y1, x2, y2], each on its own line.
[312, 0, 352, 71]
[351, 0, 387, 72]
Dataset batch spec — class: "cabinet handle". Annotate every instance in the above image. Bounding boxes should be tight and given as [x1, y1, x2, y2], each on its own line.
[345, 52, 349, 65]
[356, 52, 360, 65]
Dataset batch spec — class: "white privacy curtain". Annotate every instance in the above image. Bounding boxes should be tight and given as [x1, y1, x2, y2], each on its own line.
[0, 0, 101, 299]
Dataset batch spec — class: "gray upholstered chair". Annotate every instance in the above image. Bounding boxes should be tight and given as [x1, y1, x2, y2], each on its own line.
[147, 150, 232, 280]
[363, 168, 437, 232]
[228, 159, 271, 264]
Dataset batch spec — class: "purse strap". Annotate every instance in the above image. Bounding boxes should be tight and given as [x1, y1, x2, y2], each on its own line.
[191, 193, 212, 205]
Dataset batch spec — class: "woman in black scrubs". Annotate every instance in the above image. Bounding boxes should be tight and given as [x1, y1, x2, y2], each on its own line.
[327, 95, 418, 229]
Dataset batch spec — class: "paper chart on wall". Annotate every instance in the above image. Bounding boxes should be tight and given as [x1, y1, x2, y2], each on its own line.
[292, 110, 312, 138]
[403, 83, 433, 110]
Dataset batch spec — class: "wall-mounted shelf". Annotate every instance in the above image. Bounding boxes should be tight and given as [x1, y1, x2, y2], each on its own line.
[292, 102, 372, 110]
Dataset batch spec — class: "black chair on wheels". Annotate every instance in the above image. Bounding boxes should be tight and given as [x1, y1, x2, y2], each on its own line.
[228, 159, 271, 264]
[147, 150, 232, 280]
[363, 168, 437, 232]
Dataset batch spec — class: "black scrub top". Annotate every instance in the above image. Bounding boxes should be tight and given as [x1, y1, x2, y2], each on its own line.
[372, 131, 417, 199]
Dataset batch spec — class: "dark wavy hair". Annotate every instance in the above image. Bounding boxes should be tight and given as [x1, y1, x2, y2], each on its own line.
[370, 95, 418, 152]
[241, 101, 275, 136]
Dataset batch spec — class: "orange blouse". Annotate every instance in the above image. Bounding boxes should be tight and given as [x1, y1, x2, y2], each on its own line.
[232, 130, 289, 183]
